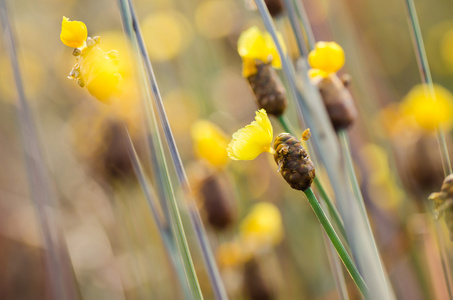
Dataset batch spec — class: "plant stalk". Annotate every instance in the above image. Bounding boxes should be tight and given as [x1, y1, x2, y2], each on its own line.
[304, 188, 369, 298]
[117, 1, 227, 298]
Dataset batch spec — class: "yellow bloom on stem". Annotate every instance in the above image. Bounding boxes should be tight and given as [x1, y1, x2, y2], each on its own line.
[240, 202, 283, 251]
[237, 26, 284, 77]
[60, 16, 88, 48]
[308, 41, 345, 77]
[401, 84, 453, 131]
[227, 109, 274, 160]
[191, 120, 229, 167]
[77, 46, 123, 102]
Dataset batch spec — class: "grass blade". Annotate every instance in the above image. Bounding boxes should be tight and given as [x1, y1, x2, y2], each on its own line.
[0, 1, 77, 299]
[123, 125, 194, 299]
[117, 1, 227, 298]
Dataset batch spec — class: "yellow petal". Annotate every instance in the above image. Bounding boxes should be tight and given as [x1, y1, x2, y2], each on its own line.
[308, 41, 345, 75]
[60, 16, 87, 48]
[78, 46, 123, 102]
[240, 202, 283, 251]
[191, 120, 229, 167]
[401, 84, 453, 131]
[237, 26, 284, 73]
[227, 109, 273, 160]
[242, 57, 258, 78]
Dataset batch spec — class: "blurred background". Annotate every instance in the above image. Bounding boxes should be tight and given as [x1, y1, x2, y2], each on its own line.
[2, 0, 453, 299]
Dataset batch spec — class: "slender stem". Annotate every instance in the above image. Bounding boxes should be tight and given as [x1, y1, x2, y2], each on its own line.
[0, 2, 77, 299]
[123, 125, 194, 299]
[282, 0, 309, 57]
[117, 2, 203, 299]
[404, 1, 453, 296]
[292, 0, 316, 51]
[403, 0, 452, 176]
[277, 115, 347, 240]
[304, 188, 369, 298]
[118, 1, 227, 299]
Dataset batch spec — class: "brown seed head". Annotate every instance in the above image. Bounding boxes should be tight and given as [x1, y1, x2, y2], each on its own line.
[316, 74, 357, 131]
[273, 133, 315, 191]
[247, 60, 287, 117]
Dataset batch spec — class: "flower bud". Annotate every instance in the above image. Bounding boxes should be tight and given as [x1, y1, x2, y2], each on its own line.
[314, 74, 357, 131]
[273, 133, 315, 191]
[247, 60, 287, 116]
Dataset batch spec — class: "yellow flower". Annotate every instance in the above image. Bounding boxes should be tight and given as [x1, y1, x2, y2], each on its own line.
[240, 202, 283, 251]
[308, 41, 345, 76]
[237, 26, 284, 77]
[60, 16, 88, 48]
[401, 84, 453, 131]
[217, 241, 245, 267]
[191, 120, 229, 167]
[227, 109, 274, 160]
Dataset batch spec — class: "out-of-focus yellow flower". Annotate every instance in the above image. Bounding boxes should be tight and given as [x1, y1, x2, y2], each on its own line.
[227, 109, 274, 160]
[240, 202, 283, 252]
[142, 11, 193, 62]
[217, 241, 246, 267]
[237, 26, 284, 77]
[191, 120, 229, 167]
[60, 17, 87, 48]
[308, 41, 345, 77]
[195, 0, 238, 39]
[401, 84, 453, 131]
[72, 44, 123, 102]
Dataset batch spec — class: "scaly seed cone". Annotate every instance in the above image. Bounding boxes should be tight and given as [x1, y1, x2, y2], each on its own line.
[200, 173, 236, 230]
[315, 74, 357, 131]
[247, 60, 287, 117]
[429, 174, 453, 240]
[273, 133, 315, 191]
[243, 258, 276, 300]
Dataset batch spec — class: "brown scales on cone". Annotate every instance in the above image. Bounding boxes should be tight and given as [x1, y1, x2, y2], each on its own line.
[273, 133, 315, 191]
[429, 174, 453, 240]
[247, 60, 287, 117]
[315, 74, 357, 131]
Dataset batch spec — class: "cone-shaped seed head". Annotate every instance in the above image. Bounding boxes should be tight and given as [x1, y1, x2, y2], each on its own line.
[316, 74, 357, 131]
[273, 133, 315, 191]
[247, 61, 287, 116]
[429, 174, 453, 240]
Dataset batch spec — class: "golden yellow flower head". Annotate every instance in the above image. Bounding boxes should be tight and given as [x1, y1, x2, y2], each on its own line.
[60, 16, 88, 48]
[240, 202, 283, 251]
[62, 17, 123, 103]
[227, 109, 274, 160]
[308, 41, 345, 77]
[191, 120, 229, 167]
[401, 84, 453, 131]
[237, 26, 284, 77]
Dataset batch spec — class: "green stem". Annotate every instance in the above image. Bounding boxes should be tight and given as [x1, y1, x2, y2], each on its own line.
[117, 2, 203, 299]
[304, 188, 369, 298]
[277, 115, 347, 240]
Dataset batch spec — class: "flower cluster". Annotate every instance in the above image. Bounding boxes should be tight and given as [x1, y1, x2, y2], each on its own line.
[60, 17, 122, 103]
